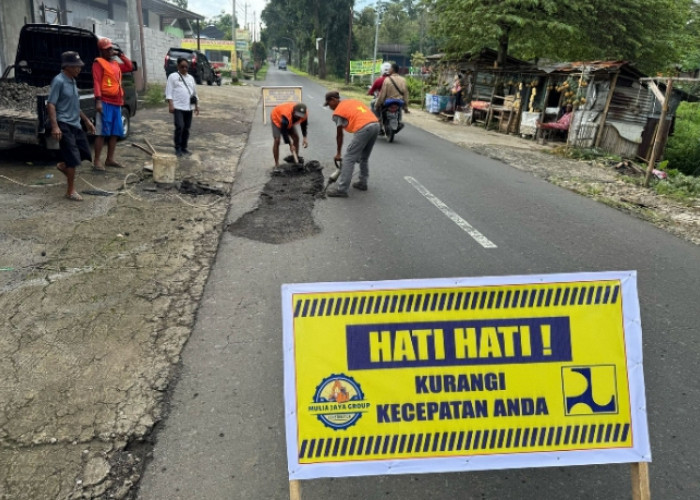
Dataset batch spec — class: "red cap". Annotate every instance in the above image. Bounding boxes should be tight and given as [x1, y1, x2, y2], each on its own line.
[97, 37, 113, 50]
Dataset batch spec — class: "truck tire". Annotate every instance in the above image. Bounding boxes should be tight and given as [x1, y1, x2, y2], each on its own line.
[119, 107, 131, 140]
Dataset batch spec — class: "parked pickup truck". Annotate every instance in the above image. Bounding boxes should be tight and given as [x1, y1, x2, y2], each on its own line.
[0, 24, 138, 150]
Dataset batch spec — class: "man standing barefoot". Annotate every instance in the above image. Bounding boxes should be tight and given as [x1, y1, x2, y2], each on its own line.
[47, 51, 96, 201]
[92, 37, 132, 170]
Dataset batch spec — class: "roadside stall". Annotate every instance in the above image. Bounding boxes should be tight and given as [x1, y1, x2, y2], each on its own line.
[424, 49, 538, 131]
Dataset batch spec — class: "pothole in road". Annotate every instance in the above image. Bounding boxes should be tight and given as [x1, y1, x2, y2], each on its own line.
[227, 160, 326, 244]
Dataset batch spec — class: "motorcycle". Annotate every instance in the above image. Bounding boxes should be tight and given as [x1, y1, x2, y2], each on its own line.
[381, 98, 405, 142]
[213, 67, 223, 86]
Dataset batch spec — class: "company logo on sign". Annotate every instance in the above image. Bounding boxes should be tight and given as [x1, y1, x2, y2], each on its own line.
[563, 365, 618, 415]
[309, 374, 369, 430]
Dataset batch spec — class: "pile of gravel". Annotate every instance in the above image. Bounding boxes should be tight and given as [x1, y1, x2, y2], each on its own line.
[0, 81, 50, 115]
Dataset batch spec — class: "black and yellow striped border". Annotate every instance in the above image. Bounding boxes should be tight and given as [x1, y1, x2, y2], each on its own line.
[299, 422, 630, 460]
[294, 284, 620, 318]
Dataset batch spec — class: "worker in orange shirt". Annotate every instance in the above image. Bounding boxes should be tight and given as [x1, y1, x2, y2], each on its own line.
[92, 37, 133, 170]
[270, 102, 308, 166]
[323, 91, 380, 197]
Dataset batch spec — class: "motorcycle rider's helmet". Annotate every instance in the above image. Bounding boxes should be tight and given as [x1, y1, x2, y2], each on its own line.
[381, 62, 391, 75]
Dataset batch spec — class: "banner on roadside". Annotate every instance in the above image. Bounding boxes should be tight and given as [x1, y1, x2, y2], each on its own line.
[261, 86, 303, 124]
[350, 60, 383, 76]
[282, 271, 650, 480]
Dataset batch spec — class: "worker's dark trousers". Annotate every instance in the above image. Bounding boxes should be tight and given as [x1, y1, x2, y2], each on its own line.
[173, 109, 193, 151]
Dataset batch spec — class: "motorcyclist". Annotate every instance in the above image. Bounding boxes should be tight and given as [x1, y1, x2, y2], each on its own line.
[368, 62, 392, 123]
[375, 63, 410, 132]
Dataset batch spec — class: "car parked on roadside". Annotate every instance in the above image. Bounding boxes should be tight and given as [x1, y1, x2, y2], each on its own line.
[164, 48, 215, 85]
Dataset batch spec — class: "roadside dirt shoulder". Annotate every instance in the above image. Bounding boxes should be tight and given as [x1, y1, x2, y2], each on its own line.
[403, 111, 700, 246]
[0, 84, 259, 499]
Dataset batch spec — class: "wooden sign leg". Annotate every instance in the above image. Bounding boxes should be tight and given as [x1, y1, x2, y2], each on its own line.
[290, 479, 302, 500]
[631, 462, 651, 500]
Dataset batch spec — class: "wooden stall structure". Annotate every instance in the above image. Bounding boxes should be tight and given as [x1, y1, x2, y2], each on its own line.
[426, 52, 698, 163]
[424, 49, 536, 127]
[533, 61, 698, 159]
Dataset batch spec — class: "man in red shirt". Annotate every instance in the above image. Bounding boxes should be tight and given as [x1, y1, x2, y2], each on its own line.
[323, 91, 380, 197]
[92, 37, 133, 170]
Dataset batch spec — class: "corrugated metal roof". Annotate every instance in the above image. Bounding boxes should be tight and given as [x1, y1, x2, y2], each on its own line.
[539, 60, 627, 72]
[537, 60, 646, 79]
[377, 44, 410, 54]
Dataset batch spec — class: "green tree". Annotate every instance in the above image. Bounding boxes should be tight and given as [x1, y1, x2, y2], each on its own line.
[168, 0, 188, 9]
[575, 0, 691, 74]
[251, 41, 267, 71]
[379, 2, 411, 45]
[429, 0, 586, 67]
[353, 7, 378, 60]
[428, 0, 692, 74]
[677, 0, 700, 72]
[207, 12, 238, 40]
[262, 0, 353, 78]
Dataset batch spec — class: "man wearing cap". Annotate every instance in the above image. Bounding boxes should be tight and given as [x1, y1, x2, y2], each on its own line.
[270, 101, 309, 166]
[92, 37, 133, 170]
[323, 91, 380, 197]
[47, 51, 96, 201]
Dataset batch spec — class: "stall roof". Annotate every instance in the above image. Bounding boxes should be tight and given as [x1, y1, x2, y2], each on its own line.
[378, 43, 410, 55]
[537, 60, 646, 79]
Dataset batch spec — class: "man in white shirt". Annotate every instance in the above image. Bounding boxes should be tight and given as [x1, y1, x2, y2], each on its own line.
[165, 57, 199, 156]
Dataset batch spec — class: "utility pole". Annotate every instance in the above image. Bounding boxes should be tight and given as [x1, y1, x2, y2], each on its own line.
[420, 9, 424, 53]
[345, 6, 353, 84]
[643, 77, 673, 187]
[232, 0, 237, 75]
[370, 4, 380, 83]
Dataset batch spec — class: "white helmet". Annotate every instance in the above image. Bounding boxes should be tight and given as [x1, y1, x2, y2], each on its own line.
[381, 62, 391, 75]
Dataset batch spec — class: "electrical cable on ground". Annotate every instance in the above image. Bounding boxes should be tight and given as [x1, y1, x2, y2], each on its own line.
[1, 170, 227, 209]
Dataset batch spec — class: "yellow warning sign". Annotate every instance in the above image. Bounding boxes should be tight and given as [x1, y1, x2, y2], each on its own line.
[261, 86, 303, 124]
[282, 271, 650, 480]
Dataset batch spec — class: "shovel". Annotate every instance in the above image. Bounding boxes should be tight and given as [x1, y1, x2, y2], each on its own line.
[131, 139, 158, 157]
[131, 143, 154, 156]
[324, 158, 342, 193]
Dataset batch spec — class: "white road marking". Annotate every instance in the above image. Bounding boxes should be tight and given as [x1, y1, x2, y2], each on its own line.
[405, 176, 498, 249]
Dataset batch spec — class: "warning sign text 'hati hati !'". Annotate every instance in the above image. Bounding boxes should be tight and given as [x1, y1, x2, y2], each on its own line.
[347, 317, 571, 369]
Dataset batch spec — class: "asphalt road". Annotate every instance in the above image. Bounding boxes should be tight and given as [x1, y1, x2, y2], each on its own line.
[137, 68, 700, 499]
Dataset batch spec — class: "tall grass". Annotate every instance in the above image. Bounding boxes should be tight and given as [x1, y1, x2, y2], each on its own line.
[664, 101, 700, 176]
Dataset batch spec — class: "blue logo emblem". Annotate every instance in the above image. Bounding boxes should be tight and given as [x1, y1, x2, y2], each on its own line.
[309, 374, 369, 430]
[563, 365, 618, 415]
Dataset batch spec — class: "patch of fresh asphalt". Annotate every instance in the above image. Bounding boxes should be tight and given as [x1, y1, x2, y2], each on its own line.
[226, 159, 326, 244]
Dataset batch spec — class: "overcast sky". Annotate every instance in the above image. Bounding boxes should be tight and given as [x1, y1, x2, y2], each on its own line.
[187, 0, 269, 27]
